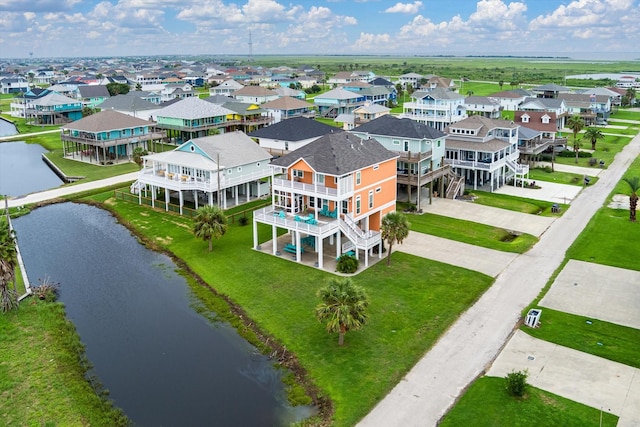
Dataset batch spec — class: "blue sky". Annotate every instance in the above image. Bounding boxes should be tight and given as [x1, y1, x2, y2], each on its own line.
[1, 0, 638, 59]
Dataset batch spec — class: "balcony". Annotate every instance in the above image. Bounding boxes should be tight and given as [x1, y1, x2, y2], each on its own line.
[138, 167, 270, 191]
[272, 177, 353, 199]
[61, 131, 166, 147]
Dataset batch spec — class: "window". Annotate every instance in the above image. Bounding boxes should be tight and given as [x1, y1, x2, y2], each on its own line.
[256, 162, 261, 167]
[341, 200, 349, 214]
[373, 164, 379, 170]
[356, 171, 361, 185]
[522, 114, 530, 123]
[393, 139, 400, 145]
[227, 169, 232, 175]
[375, 187, 381, 193]
[292, 169, 304, 178]
[237, 166, 242, 172]
[316, 173, 325, 184]
[355, 196, 361, 215]
[368, 190, 374, 209]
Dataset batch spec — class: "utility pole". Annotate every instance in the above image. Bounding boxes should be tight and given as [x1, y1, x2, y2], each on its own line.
[248, 32, 254, 62]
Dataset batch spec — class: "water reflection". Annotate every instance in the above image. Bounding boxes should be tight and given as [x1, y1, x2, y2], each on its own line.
[0, 141, 63, 197]
[13, 203, 313, 426]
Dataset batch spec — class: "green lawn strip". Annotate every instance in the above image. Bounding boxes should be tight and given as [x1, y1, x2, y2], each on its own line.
[408, 212, 537, 253]
[440, 376, 618, 427]
[0, 114, 62, 135]
[528, 167, 598, 186]
[469, 190, 564, 216]
[610, 110, 640, 121]
[0, 301, 128, 426]
[604, 127, 639, 136]
[551, 134, 634, 168]
[567, 207, 639, 271]
[520, 308, 640, 369]
[97, 197, 493, 426]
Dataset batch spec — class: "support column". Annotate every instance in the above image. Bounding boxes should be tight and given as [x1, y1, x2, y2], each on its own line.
[246, 182, 250, 202]
[295, 231, 302, 262]
[336, 229, 342, 257]
[223, 190, 227, 209]
[253, 218, 258, 249]
[151, 185, 155, 208]
[272, 225, 278, 254]
[318, 236, 324, 269]
[179, 190, 183, 215]
[235, 185, 239, 206]
[194, 190, 198, 210]
[164, 186, 169, 211]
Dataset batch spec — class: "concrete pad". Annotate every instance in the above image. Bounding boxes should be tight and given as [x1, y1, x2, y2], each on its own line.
[536, 161, 603, 177]
[608, 194, 631, 210]
[487, 331, 640, 421]
[397, 231, 516, 277]
[421, 198, 555, 237]
[539, 260, 640, 329]
[494, 180, 583, 204]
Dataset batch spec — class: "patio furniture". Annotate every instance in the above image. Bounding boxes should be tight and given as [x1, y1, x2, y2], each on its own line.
[284, 243, 303, 254]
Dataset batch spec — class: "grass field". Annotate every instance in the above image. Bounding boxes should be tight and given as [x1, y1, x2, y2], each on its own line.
[0, 301, 128, 426]
[469, 190, 565, 216]
[439, 377, 618, 427]
[72, 193, 495, 426]
[408, 211, 538, 253]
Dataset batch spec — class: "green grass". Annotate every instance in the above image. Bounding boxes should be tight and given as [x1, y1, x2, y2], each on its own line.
[459, 81, 502, 96]
[85, 195, 494, 426]
[520, 308, 640, 369]
[440, 377, 618, 427]
[469, 190, 564, 216]
[610, 110, 640, 121]
[0, 301, 128, 426]
[551, 134, 634, 168]
[408, 212, 538, 253]
[528, 167, 599, 186]
[0, 113, 61, 135]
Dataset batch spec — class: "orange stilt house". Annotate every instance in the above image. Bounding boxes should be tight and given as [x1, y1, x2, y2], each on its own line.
[252, 131, 398, 269]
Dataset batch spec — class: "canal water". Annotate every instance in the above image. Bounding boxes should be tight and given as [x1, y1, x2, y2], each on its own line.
[0, 141, 63, 197]
[0, 117, 18, 136]
[13, 203, 311, 426]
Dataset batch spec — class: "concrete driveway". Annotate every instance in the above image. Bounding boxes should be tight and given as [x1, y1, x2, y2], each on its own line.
[397, 232, 517, 278]
[540, 260, 640, 329]
[487, 331, 640, 427]
[494, 180, 583, 204]
[421, 198, 555, 237]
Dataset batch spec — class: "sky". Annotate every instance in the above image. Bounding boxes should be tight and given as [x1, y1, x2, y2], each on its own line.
[1, 0, 639, 60]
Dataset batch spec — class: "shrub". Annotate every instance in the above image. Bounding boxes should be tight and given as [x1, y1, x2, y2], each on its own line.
[505, 369, 529, 397]
[557, 150, 592, 158]
[32, 277, 59, 302]
[238, 216, 249, 226]
[336, 254, 359, 274]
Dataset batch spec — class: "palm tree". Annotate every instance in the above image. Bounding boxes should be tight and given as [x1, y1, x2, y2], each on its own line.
[498, 80, 504, 90]
[381, 212, 410, 266]
[193, 205, 227, 252]
[566, 115, 585, 164]
[132, 147, 148, 168]
[583, 127, 605, 151]
[315, 278, 369, 346]
[622, 176, 639, 222]
[0, 221, 18, 313]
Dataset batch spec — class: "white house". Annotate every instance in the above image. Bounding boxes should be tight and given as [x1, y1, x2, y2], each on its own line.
[134, 131, 272, 214]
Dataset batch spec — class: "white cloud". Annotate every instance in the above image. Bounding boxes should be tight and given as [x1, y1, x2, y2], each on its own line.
[384, 2, 423, 14]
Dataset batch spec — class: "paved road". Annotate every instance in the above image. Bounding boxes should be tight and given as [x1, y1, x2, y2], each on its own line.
[358, 131, 640, 426]
[6, 172, 138, 208]
[0, 128, 61, 142]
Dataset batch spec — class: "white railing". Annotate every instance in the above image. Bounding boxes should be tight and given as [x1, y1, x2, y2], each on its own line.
[506, 159, 529, 175]
[253, 207, 338, 235]
[138, 168, 270, 191]
[341, 214, 366, 239]
[272, 178, 339, 198]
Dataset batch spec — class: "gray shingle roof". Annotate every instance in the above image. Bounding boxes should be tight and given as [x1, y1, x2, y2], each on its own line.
[62, 109, 154, 132]
[271, 130, 397, 176]
[190, 131, 272, 168]
[97, 94, 158, 111]
[413, 87, 463, 100]
[352, 114, 445, 139]
[157, 97, 234, 119]
[248, 117, 335, 141]
[78, 85, 110, 98]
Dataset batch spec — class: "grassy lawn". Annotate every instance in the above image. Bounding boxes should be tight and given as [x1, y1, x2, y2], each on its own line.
[520, 308, 640, 369]
[469, 190, 565, 216]
[440, 377, 618, 427]
[0, 301, 128, 426]
[0, 113, 61, 135]
[551, 134, 633, 168]
[528, 167, 598, 186]
[459, 81, 502, 96]
[408, 212, 538, 253]
[87, 195, 494, 426]
[610, 110, 640, 121]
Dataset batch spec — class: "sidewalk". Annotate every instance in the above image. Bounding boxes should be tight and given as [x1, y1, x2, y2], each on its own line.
[6, 172, 138, 208]
[357, 128, 640, 426]
[0, 128, 61, 142]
